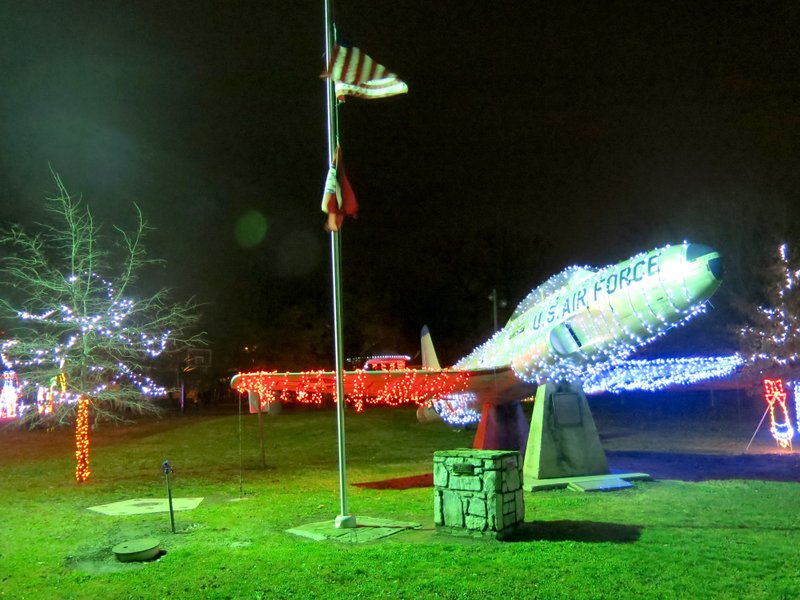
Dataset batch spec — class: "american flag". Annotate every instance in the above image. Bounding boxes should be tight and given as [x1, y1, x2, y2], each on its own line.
[323, 44, 408, 100]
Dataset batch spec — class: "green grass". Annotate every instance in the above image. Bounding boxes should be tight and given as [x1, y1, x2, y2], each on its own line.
[1, 405, 798, 599]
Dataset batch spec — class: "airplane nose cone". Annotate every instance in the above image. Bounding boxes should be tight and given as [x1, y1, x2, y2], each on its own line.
[686, 244, 723, 281]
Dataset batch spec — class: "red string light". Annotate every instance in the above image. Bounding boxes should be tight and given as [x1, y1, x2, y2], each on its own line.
[232, 368, 472, 412]
[763, 379, 794, 449]
[350, 369, 367, 412]
[75, 396, 91, 483]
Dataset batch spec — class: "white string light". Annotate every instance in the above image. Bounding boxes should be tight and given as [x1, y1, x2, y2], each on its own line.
[1, 272, 170, 418]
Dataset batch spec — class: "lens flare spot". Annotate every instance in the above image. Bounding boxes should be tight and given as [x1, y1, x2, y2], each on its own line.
[234, 210, 268, 248]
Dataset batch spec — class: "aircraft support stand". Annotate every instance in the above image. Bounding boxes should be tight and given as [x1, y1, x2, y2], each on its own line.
[523, 382, 649, 491]
[473, 401, 529, 456]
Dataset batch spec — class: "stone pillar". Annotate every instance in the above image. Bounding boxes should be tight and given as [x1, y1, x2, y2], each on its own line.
[433, 449, 524, 539]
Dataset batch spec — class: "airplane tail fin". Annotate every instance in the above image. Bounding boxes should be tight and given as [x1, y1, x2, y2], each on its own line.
[420, 325, 441, 370]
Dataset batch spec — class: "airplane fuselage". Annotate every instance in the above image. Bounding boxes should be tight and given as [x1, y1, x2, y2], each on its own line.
[456, 243, 722, 384]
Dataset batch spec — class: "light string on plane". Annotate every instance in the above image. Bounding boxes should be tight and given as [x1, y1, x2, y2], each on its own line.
[582, 355, 744, 394]
[432, 393, 481, 427]
[462, 243, 716, 385]
[232, 368, 472, 414]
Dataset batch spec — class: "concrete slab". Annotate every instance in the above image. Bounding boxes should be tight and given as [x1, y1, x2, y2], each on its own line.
[286, 516, 420, 543]
[526, 472, 650, 492]
[88, 497, 204, 515]
[567, 476, 633, 492]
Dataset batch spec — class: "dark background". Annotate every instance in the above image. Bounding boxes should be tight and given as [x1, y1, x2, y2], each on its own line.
[2, 1, 798, 371]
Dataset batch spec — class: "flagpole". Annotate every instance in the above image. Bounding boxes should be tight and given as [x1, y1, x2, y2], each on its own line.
[324, 0, 356, 529]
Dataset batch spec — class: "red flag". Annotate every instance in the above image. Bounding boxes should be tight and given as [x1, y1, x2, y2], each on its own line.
[321, 146, 358, 232]
[322, 45, 408, 101]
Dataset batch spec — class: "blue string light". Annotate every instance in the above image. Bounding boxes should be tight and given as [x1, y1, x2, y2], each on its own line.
[583, 355, 744, 394]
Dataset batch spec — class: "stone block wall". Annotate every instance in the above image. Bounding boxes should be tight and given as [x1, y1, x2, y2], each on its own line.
[433, 449, 524, 538]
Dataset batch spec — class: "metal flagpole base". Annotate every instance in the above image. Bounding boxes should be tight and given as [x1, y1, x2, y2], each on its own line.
[334, 514, 357, 529]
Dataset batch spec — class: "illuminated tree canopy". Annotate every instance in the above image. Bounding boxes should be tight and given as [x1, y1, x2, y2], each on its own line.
[738, 244, 800, 380]
[0, 174, 204, 427]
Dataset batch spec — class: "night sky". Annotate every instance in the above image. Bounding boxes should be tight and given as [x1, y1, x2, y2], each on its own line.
[2, 1, 799, 369]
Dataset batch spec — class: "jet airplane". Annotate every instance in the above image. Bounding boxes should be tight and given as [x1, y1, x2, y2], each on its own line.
[232, 242, 735, 449]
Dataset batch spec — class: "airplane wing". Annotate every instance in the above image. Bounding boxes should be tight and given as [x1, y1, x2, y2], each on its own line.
[232, 368, 471, 412]
[582, 354, 743, 394]
[231, 355, 740, 422]
[231, 366, 535, 413]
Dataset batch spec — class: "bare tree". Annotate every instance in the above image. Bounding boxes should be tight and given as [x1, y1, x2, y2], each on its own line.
[0, 173, 204, 427]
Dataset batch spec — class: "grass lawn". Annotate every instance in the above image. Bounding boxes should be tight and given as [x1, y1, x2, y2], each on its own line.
[1, 401, 798, 599]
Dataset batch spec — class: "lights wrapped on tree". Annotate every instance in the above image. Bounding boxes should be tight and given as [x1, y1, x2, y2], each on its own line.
[74, 396, 91, 482]
[0, 272, 172, 423]
[738, 244, 800, 447]
[740, 244, 800, 372]
[1, 274, 170, 398]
